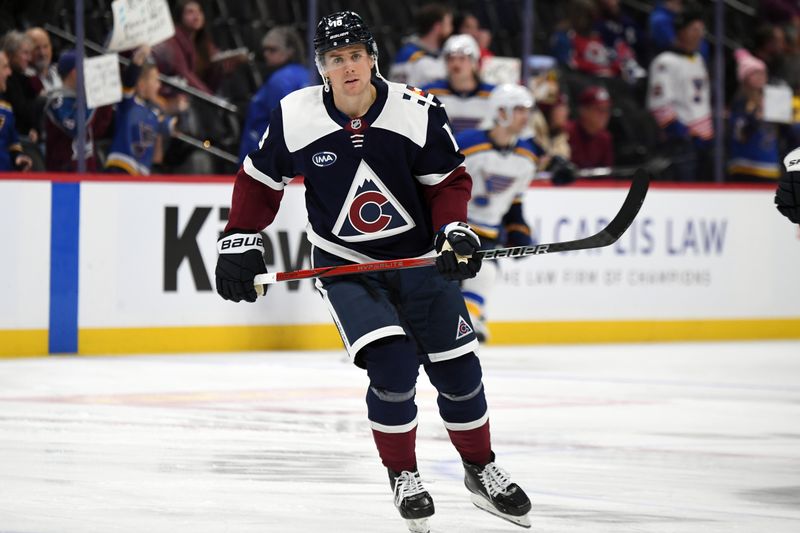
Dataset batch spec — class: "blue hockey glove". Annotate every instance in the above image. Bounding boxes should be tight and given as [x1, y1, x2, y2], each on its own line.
[434, 222, 482, 281]
[504, 223, 532, 248]
[215, 231, 268, 302]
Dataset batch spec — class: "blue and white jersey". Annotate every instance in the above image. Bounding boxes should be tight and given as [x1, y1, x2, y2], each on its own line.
[106, 96, 172, 175]
[389, 37, 445, 88]
[457, 129, 542, 238]
[422, 79, 495, 134]
[0, 98, 23, 171]
[233, 77, 470, 263]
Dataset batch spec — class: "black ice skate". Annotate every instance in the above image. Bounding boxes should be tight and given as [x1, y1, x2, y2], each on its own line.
[462, 453, 532, 528]
[388, 469, 435, 533]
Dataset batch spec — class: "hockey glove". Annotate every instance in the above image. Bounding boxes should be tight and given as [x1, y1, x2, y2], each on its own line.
[215, 231, 268, 302]
[776, 150, 800, 224]
[434, 222, 482, 281]
[547, 155, 576, 186]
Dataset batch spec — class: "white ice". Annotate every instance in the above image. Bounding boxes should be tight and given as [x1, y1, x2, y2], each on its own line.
[1, 341, 800, 533]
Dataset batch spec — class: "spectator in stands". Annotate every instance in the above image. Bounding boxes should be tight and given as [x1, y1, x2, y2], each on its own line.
[152, 0, 247, 96]
[239, 26, 310, 162]
[44, 49, 113, 171]
[566, 85, 614, 169]
[727, 48, 795, 181]
[593, 0, 646, 81]
[759, 0, 800, 26]
[752, 24, 790, 86]
[105, 46, 176, 176]
[389, 3, 453, 87]
[26, 27, 61, 95]
[0, 50, 33, 171]
[453, 11, 494, 63]
[2, 30, 44, 142]
[529, 72, 572, 165]
[551, 0, 635, 81]
[649, 0, 710, 62]
[422, 34, 494, 134]
[647, 7, 713, 181]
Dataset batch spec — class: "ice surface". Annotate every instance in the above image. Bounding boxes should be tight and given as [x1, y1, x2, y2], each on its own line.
[1, 341, 800, 532]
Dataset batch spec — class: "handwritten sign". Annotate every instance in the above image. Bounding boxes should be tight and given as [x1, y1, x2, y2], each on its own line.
[480, 56, 521, 85]
[84, 54, 122, 108]
[764, 84, 793, 124]
[107, 0, 175, 51]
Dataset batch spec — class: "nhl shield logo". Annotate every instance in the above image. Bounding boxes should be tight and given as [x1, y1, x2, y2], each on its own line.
[350, 118, 362, 130]
[455, 315, 474, 340]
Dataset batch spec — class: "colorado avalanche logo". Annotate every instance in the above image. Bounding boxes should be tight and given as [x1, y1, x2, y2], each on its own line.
[455, 315, 474, 340]
[332, 160, 415, 242]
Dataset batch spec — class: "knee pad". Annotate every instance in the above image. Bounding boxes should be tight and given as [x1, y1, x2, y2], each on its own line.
[425, 352, 487, 424]
[362, 336, 420, 427]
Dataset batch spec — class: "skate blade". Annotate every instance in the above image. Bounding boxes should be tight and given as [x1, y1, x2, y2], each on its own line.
[470, 493, 531, 529]
[404, 517, 430, 533]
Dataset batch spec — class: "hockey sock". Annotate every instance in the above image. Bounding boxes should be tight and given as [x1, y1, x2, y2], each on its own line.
[372, 425, 418, 473]
[447, 420, 491, 466]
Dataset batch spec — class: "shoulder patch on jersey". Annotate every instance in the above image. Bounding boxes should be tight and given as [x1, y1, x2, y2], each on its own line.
[372, 81, 430, 147]
[455, 315, 474, 340]
[332, 160, 416, 242]
[400, 84, 440, 108]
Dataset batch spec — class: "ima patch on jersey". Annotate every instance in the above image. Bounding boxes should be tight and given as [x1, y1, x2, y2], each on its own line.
[331, 160, 416, 242]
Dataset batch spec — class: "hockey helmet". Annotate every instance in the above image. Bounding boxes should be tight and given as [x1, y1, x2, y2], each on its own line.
[489, 84, 535, 124]
[442, 34, 480, 62]
[314, 11, 378, 60]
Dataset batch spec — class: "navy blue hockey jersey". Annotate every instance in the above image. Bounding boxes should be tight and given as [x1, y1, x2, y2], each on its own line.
[228, 77, 472, 263]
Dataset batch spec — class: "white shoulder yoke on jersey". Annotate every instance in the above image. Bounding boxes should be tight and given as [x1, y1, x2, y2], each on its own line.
[279, 85, 340, 152]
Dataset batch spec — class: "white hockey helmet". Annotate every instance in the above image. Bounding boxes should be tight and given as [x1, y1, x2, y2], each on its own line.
[442, 34, 480, 62]
[488, 84, 535, 126]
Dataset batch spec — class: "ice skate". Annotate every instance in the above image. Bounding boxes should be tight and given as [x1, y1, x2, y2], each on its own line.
[388, 469, 435, 533]
[462, 453, 531, 528]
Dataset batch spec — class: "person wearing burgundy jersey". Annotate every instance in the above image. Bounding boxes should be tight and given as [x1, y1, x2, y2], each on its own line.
[214, 10, 531, 533]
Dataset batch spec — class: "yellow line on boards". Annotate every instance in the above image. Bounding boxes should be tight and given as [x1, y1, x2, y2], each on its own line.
[78, 324, 344, 354]
[0, 330, 49, 357]
[489, 318, 800, 344]
[2, 319, 799, 358]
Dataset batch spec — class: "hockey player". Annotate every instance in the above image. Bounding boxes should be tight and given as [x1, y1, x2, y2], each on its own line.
[457, 84, 542, 342]
[422, 34, 495, 135]
[777, 147, 800, 224]
[216, 11, 531, 533]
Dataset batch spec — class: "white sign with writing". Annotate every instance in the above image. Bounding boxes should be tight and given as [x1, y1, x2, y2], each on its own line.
[107, 0, 175, 51]
[764, 84, 793, 124]
[480, 56, 521, 85]
[84, 54, 122, 108]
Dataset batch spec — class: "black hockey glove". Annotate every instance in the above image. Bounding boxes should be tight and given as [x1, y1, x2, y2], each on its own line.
[434, 222, 482, 281]
[776, 153, 800, 224]
[215, 231, 268, 302]
[547, 155, 576, 186]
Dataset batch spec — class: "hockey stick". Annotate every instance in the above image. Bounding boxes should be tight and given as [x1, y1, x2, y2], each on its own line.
[254, 169, 650, 292]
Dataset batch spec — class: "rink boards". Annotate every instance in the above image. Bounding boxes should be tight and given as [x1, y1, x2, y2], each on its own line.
[1, 173, 799, 356]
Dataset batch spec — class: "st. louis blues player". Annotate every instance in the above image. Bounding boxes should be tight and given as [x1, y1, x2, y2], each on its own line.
[457, 84, 542, 342]
[214, 10, 532, 533]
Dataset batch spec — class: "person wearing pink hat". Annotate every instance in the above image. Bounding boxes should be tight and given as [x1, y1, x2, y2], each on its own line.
[727, 48, 795, 181]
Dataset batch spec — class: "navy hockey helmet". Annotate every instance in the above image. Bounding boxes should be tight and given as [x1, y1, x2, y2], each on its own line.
[313, 11, 378, 60]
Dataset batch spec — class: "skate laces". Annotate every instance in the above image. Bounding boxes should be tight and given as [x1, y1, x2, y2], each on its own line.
[479, 463, 513, 498]
[394, 471, 426, 506]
